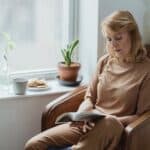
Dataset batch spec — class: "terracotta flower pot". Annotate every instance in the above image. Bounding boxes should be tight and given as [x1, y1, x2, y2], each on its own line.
[58, 62, 81, 82]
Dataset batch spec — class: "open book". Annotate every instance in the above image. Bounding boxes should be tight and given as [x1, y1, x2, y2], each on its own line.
[55, 111, 106, 124]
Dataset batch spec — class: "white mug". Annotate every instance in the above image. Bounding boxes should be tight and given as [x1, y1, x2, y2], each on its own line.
[13, 78, 28, 95]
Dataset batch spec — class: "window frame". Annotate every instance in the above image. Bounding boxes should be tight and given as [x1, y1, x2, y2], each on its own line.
[9, 0, 79, 80]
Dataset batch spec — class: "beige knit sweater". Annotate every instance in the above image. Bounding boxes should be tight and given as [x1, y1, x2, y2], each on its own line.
[85, 54, 150, 116]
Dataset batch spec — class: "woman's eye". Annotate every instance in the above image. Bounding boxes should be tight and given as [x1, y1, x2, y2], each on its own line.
[115, 36, 122, 41]
[106, 37, 111, 42]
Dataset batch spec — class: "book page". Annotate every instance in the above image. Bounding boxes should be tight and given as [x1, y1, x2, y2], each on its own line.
[55, 111, 106, 124]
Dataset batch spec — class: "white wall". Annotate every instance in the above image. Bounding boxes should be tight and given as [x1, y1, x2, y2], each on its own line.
[0, 94, 63, 150]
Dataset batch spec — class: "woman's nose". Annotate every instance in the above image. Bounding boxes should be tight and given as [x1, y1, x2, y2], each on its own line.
[111, 40, 118, 47]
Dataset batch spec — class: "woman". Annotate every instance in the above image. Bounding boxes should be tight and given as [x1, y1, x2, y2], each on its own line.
[25, 10, 150, 150]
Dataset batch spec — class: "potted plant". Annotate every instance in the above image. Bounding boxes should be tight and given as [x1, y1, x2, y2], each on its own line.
[58, 39, 80, 82]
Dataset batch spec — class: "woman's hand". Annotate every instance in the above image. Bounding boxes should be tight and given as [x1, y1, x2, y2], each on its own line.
[70, 121, 95, 133]
[82, 121, 95, 133]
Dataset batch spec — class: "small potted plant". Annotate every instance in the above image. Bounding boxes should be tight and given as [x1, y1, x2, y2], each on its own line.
[58, 39, 80, 82]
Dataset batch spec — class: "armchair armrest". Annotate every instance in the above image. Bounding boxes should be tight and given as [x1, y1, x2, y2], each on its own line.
[125, 111, 150, 133]
[41, 85, 87, 131]
[124, 111, 150, 150]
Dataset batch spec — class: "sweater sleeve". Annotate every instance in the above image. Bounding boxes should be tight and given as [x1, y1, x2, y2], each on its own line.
[136, 74, 150, 115]
[84, 54, 108, 105]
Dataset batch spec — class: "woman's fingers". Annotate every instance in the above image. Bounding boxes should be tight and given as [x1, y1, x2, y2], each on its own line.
[70, 121, 84, 128]
[70, 121, 95, 133]
[88, 122, 95, 127]
[83, 121, 95, 133]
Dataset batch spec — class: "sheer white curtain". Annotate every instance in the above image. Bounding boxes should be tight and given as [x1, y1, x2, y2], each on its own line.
[0, 0, 68, 72]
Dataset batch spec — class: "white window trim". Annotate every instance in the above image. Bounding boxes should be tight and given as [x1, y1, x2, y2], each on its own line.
[10, 68, 57, 80]
[62, 0, 79, 45]
[62, 0, 79, 61]
[77, 0, 102, 82]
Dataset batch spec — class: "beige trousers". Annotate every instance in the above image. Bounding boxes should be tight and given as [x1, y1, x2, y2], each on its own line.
[25, 116, 124, 150]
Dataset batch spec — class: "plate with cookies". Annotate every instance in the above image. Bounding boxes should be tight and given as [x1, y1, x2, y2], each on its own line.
[27, 78, 50, 91]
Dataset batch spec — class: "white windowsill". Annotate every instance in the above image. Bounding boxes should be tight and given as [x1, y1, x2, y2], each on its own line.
[0, 79, 83, 100]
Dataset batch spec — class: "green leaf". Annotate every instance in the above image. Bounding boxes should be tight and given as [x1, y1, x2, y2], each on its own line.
[60, 39, 79, 66]
[61, 49, 66, 59]
[8, 41, 16, 50]
[1, 32, 16, 53]
[69, 39, 79, 58]
[2, 32, 11, 41]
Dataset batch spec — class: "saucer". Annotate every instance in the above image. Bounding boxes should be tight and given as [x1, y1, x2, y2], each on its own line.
[56, 75, 83, 86]
[27, 86, 50, 91]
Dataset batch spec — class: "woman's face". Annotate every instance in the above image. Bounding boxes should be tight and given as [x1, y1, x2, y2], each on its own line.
[105, 29, 132, 59]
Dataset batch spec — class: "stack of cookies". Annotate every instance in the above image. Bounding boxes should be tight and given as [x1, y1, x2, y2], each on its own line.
[27, 79, 48, 88]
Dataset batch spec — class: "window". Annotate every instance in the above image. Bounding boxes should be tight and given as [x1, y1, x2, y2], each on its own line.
[0, 0, 76, 73]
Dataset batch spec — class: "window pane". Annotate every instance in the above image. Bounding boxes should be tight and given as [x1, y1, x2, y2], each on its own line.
[0, 0, 65, 72]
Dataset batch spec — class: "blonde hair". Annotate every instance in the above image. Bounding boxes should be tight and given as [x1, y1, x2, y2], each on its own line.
[101, 10, 147, 63]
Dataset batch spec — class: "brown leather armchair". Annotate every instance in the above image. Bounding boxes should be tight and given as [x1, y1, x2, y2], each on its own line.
[41, 85, 150, 150]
